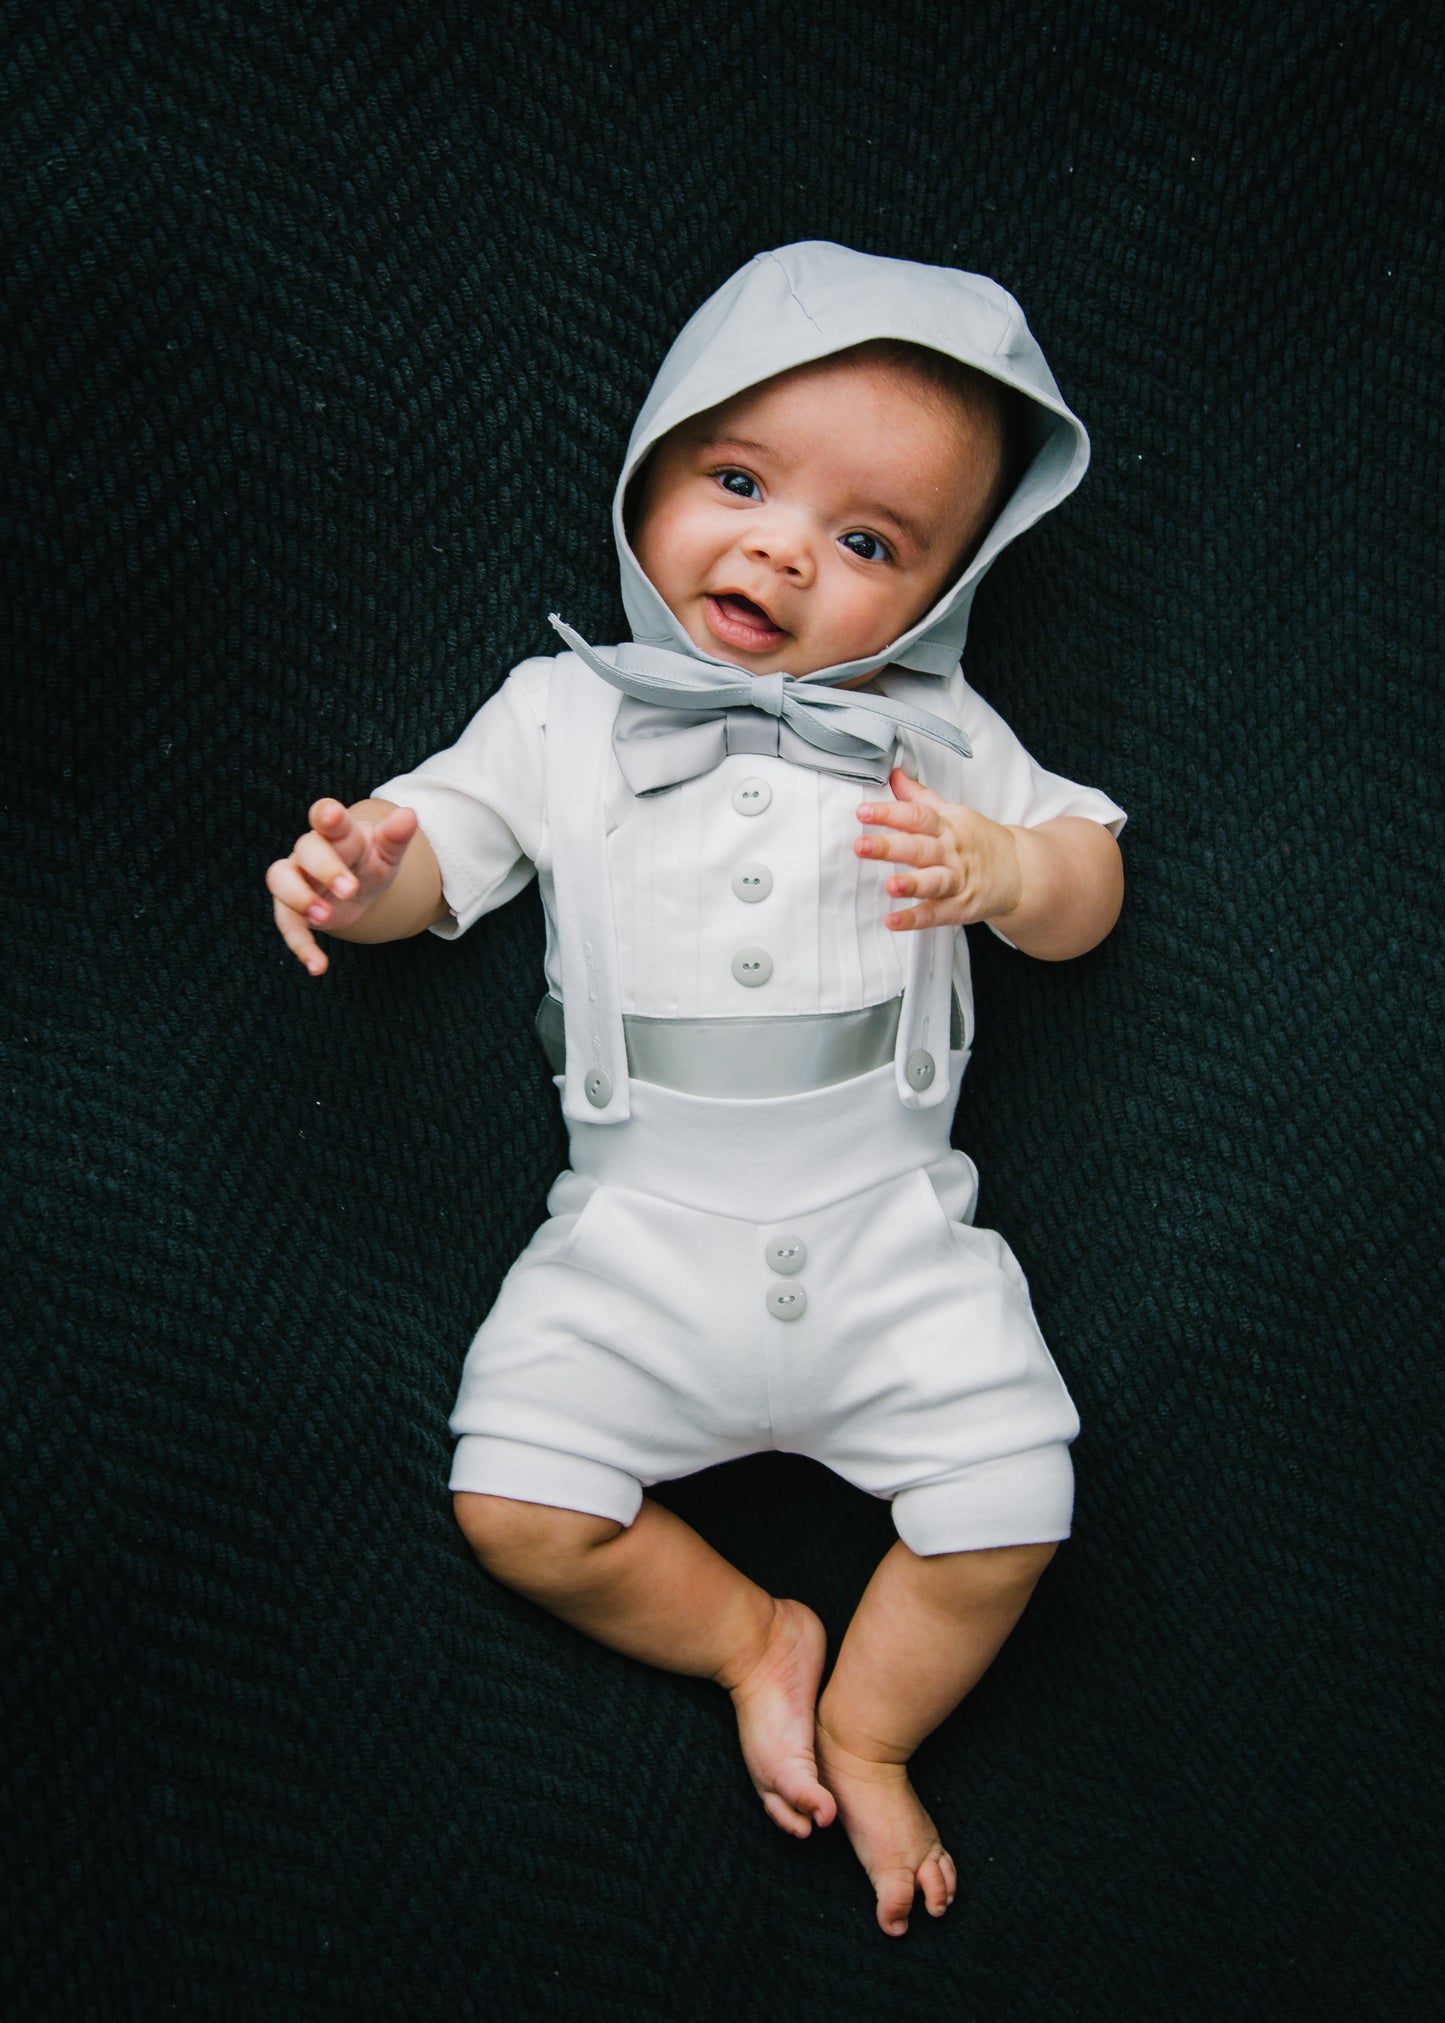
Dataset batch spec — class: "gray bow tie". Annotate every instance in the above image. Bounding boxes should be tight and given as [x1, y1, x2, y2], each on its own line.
[548, 615, 972, 795]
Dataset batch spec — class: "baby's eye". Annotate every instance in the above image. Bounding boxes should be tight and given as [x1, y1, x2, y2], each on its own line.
[840, 529, 891, 562]
[715, 467, 761, 500]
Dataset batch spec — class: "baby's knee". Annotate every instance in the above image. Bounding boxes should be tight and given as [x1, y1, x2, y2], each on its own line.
[452, 1490, 622, 1586]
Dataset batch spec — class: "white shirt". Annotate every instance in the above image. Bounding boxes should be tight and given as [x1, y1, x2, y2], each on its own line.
[374, 652, 1126, 1051]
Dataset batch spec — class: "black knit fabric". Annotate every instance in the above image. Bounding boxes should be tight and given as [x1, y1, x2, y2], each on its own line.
[3, 3, 1440, 2017]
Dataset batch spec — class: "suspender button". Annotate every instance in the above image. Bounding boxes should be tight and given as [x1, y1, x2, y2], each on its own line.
[905, 1049, 936, 1090]
[584, 1067, 614, 1107]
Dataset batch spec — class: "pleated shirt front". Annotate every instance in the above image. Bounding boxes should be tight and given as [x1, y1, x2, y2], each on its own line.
[374, 651, 1125, 1047]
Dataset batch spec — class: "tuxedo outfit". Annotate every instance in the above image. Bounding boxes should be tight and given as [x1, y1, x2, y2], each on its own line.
[376, 647, 1124, 1552]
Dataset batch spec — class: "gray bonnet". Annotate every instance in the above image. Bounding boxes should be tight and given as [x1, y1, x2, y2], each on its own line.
[613, 241, 1089, 687]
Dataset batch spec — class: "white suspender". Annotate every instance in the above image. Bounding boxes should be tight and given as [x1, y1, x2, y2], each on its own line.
[890, 722, 957, 1110]
[546, 654, 631, 1125]
[894, 922, 956, 1109]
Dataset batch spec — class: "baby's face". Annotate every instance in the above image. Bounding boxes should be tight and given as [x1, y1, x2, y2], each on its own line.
[631, 354, 1003, 679]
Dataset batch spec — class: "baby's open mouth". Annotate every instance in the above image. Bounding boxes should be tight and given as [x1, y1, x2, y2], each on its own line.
[706, 591, 790, 648]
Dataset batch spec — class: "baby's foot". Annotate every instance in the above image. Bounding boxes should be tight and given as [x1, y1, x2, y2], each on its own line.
[727, 1599, 837, 1837]
[814, 1725, 957, 1936]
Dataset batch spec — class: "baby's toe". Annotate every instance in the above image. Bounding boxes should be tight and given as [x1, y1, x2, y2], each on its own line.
[919, 1848, 952, 1917]
[939, 1849, 958, 1903]
[873, 1865, 917, 1937]
[803, 1779, 837, 1831]
[764, 1764, 833, 1844]
[762, 1789, 813, 1838]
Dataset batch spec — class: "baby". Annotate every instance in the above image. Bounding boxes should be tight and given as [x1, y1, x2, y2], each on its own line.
[266, 244, 1125, 1937]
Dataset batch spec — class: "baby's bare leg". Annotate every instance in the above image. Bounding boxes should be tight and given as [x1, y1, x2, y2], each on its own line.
[816, 1538, 1057, 1936]
[454, 1492, 836, 1836]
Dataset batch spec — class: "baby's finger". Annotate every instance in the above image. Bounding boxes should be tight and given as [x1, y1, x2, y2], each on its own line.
[855, 827, 942, 869]
[885, 865, 957, 902]
[856, 794, 941, 836]
[292, 828, 359, 898]
[307, 798, 370, 876]
[889, 765, 947, 808]
[883, 898, 946, 932]
[266, 856, 332, 916]
[369, 803, 419, 868]
[271, 893, 329, 975]
[308, 796, 353, 838]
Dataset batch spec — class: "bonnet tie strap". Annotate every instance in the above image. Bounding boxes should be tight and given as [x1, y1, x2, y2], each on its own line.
[548, 615, 971, 795]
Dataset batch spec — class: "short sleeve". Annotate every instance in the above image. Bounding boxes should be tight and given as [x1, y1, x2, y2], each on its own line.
[887, 666, 1126, 837]
[372, 655, 553, 938]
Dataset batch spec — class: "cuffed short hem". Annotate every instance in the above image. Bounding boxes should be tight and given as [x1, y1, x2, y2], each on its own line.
[449, 1434, 644, 1527]
[891, 1444, 1075, 1555]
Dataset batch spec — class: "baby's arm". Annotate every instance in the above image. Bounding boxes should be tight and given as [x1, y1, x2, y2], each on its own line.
[856, 768, 1123, 961]
[266, 797, 449, 976]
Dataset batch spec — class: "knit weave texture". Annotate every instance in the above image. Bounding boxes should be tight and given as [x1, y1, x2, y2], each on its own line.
[3, 3, 1440, 2018]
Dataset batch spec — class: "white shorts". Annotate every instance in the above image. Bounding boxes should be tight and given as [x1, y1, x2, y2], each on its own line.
[449, 1063, 1080, 1555]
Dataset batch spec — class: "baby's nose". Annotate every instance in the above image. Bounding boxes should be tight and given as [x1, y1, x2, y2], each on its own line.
[745, 512, 815, 579]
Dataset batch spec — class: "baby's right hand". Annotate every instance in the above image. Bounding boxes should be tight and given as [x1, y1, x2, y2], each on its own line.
[266, 798, 419, 976]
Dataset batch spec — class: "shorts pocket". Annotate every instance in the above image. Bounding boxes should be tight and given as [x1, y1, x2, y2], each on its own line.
[878, 1169, 1042, 1387]
[548, 1175, 613, 1267]
[916, 1162, 1033, 1302]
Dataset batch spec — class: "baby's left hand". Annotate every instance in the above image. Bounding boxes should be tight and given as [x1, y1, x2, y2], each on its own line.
[855, 768, 1022, 931]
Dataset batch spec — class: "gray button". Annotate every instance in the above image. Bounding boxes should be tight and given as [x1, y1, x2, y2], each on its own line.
[731, 862, 773, 903]
[766, 1283, 807, 1322]
[732, 777, 772, 816]
[905, 1049, 936, 1090]
[765, 1233, 807, 1276]
[584, 1067, 614, 1107]
[731, 946, 773, 987]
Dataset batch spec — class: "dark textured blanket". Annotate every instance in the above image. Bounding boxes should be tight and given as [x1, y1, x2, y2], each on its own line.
[3, 3, 1440, 2016]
